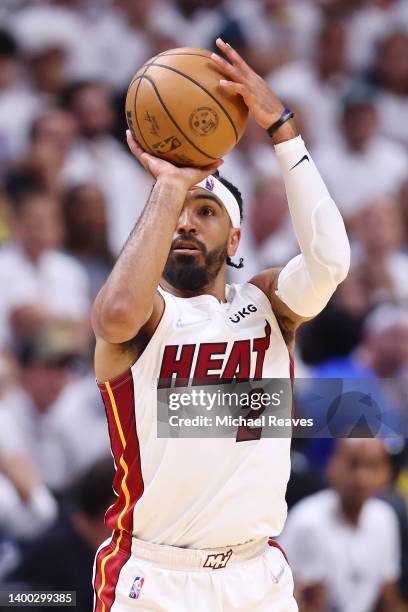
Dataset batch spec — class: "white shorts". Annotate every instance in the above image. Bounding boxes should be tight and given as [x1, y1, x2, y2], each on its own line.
[93, 532, 299, 612]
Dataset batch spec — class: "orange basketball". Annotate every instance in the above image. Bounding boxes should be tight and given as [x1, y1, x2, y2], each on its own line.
[125, 48, 248, 167]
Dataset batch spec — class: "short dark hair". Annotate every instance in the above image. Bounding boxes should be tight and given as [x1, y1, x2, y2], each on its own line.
[213, 172, 243, 221]
[213, 172, 244, 269]
[60, 79, 107, 110]
[69, 456, 115, 517]
[11, 187, 52, 214]
[0, 29, 18, 59]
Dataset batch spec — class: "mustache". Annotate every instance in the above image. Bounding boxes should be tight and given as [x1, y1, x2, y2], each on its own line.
[171, 234, 206, 254]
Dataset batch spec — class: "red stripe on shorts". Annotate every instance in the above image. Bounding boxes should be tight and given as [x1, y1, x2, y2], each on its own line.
[93, 531, 132, 612]
[268, 538, 289, 564]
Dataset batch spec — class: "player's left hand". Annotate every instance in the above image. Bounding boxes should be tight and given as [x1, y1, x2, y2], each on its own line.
[211, 38, 285, 130]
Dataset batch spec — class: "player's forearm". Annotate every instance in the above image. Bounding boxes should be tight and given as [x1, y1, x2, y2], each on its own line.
[92, 178, 187, 341]
[274, 135, 350, 317]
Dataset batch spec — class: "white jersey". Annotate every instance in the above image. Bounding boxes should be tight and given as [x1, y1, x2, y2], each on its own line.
[98, 283, 293, 549]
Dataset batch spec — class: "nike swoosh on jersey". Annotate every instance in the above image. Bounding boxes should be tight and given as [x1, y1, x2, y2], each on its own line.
[290, 154, 309, 170]
[176, 317, 212, 328]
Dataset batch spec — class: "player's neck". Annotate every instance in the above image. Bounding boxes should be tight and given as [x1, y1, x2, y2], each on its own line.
[160, 275, 228, 303]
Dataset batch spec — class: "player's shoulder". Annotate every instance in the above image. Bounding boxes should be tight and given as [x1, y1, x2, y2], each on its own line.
[230, 278, 274, 313]
[248, 268, 279, 302]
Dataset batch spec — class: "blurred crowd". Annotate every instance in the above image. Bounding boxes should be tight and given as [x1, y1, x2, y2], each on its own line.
[0, 0, 407, 611]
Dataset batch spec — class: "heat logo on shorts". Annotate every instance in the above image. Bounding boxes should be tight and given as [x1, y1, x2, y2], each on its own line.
[203, 549, 232, 569]
[129, 576, 145, 599]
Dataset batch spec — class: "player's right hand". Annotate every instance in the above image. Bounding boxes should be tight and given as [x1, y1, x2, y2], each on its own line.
[126, 130, 223, 190]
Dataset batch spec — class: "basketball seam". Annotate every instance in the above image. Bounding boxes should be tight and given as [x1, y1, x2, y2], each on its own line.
[158, 52, 212, 59]
[133, 74, 218, 162]
[143, 62, 239, 142]
[127, 53, 212, 92]
[132, 64, 156, 155]
[128, 51, 167, 91]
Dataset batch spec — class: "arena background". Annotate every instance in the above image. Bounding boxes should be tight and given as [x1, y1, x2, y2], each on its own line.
[0, 1, 407, 611]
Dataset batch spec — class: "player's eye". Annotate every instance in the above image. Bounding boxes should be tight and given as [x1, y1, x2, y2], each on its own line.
[201, 206, 215, 216]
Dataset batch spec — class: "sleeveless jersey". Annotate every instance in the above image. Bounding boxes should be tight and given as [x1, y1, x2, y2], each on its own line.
[98, 282, 293, 549]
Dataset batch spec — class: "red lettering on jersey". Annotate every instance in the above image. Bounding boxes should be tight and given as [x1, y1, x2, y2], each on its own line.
[222, 340, 250, 381]
[253, 322, 271, 380]
[193, 342, 227, 385]
[158, 344, 195, 387]
[158, 320, 272, 387]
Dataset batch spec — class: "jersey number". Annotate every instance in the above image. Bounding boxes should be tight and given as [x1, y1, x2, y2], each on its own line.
[236, 388, 265, 442]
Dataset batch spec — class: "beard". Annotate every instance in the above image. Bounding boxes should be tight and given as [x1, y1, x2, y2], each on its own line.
[163, 234, 228, 291]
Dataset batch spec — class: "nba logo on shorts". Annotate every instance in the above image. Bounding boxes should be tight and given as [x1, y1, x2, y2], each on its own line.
[129, 576, 144, 599]
[205, 177, 215, 191]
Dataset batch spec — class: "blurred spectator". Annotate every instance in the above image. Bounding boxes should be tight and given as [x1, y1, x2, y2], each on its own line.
[62, 183, 114, 300]
[0, 28, 40, 165]
[0, 450, 57, 542]
[248, 172, 297, 267]
[308, 304, 408, 379]
[377, 445, 408, 607]
[61, 80, 153, 254]
[399, 177, 408, 246]
[372, 32, 408, 146]
[5, 109, 77, 200]
[150, 0, 239, 57]
[314, 87, 408, 217]
[0, 189, 89, 350]
[280, 439, 401, 612]
[333, 270, 372, 319]
[324, 0, 395, 73]
[24, 44, 67, 100]
[285, 439, 326, 511]
[0, 1, 406, 606]
[358, 305, 408, 379]
[298, 303, 407, 471]
[0, 352, 57, 575]
[90, 0, 178, 91]
[227, 0, 322, 76]
[0, 325, 109, 492]
[8, 0, 94, 83]
[299, 301, 364, 368]
[5, 456, 115, 612]
[351, 197, 408, 306]
[392, 0, 408, 29]
[234, 170, 297, 282]
[268, 17, 351, 148]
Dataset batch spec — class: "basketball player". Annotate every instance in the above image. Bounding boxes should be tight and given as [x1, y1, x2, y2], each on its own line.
[92, 39, 350, 611]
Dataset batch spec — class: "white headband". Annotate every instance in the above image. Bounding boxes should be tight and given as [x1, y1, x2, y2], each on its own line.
[195, 176, 241, 228]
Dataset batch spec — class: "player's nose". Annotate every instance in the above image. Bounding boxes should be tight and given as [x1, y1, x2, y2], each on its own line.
[177, 208, 197, 234]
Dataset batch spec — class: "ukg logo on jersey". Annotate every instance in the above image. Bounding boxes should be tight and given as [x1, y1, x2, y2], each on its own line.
[229, 303, 257, 323]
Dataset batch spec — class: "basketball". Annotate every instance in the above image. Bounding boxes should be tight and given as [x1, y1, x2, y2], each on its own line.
[125, 48, 248, 167]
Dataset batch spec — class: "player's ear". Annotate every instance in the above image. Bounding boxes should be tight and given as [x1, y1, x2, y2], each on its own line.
[227, 228, 240, 257]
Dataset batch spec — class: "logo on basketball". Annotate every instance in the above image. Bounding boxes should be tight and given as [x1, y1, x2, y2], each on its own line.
[152, 136, 181, 154]
[189, 107, 219, 136]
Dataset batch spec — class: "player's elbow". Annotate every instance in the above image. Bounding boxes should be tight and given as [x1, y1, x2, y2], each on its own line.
[312, 220, 351, 289]
[328, 238, 350, 286]
[91, 291, 148, 343]
[312, 198, 350, 291]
